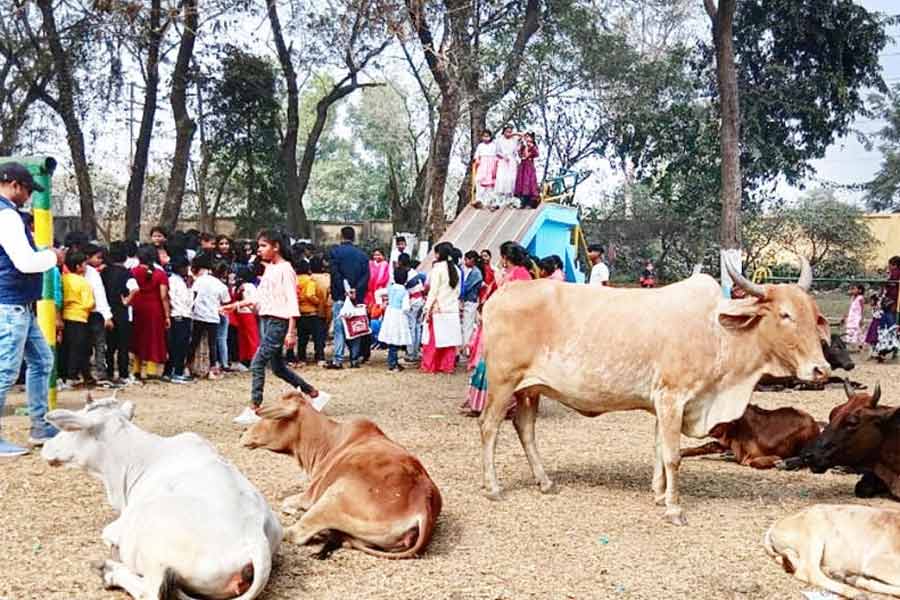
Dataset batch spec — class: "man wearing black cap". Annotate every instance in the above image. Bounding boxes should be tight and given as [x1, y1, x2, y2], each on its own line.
[0, 161, 66, 456]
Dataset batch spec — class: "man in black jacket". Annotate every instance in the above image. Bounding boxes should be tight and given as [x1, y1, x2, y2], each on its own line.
[326, 226, 369, 369]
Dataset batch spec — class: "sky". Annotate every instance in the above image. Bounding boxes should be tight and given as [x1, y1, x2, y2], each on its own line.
[776, 0, 900, 206]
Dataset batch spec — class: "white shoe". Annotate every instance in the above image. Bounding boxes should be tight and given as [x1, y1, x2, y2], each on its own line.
[233, 406, 262, 426]
[57, 381, 73, 392]
[309, 390, 331, 412]
[232, 363, 248, 372]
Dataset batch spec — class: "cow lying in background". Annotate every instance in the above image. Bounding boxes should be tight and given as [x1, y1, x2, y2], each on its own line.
[756, 334, 859, 392]
[681, 404, 819, 469]
[765, 504, 900, 598]
[802, 382, 900, 499]
[42, 396, 282, 600]
[241, 391, 442, 559]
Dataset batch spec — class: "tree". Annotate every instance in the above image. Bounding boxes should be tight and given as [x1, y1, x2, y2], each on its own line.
[159, 0, 199, 231]
[34, 0, 97, 237]
[866, 86, 900, 212]
[268, 0, 392, 236]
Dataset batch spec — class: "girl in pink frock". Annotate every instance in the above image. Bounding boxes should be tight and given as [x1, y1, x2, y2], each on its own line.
[472, 130, 498, 208]
[515, 132, 540, 208]
[364, 249, 390, 309]
[843, 284, 865, 350]
[462, 242, 533, 416]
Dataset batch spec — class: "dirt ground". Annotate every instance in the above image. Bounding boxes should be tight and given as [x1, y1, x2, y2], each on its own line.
[1, 354, 899, 600]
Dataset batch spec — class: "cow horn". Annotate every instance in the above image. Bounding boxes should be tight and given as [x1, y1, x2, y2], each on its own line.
[872, 382, 881, 407]
[797, 257, 813, 291]
[724, 260, 766, 298]
[843, 379, 854, 399]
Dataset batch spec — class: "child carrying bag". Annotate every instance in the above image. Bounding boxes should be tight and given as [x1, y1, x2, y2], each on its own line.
[339, 280, 371, 340]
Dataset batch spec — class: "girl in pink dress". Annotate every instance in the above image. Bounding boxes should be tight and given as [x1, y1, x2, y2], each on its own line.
[472, 130, 498, 208]
[462, 242, 533, 416]
[843, 284, 865, 351]
[364, 249, 390, 309]
[515, 132, 540, 208]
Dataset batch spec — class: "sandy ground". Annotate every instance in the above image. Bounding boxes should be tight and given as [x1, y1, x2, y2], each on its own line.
[1, 354, 899, 600]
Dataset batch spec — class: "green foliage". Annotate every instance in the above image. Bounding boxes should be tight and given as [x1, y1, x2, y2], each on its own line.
[203, 47, 287, 234]
[866, 85, 900, 212]
[305, 137, 388, 221]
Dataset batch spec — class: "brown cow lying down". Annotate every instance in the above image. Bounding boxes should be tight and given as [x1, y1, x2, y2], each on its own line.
[240, 392, 442, 559]
[801, 383, 897, 499]
[681, 404, 820, 469]
[765, 504, 900, 598]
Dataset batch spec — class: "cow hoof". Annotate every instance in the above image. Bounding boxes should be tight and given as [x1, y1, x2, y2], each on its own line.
[664, 510, 687, 526]
[97, 560, 119, 590]
[484, 489, 503, 502]
[539, 480, 558, 495]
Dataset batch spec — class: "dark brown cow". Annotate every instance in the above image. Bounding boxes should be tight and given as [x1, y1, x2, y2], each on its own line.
[240, 392, 442, 559]
[801, 383, 898, 499]
[682, 404, 820, 469]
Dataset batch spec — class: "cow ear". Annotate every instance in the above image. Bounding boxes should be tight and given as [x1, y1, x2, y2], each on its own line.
[120, 401, 135, 421]
[45, 409, 95, 432]
[718, 299, 763, 330]
[256, 403, 298, 420]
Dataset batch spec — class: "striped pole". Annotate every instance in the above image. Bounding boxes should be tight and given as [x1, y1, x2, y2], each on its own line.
[0, 157, 59, 409]
[29, 159, 58, 409]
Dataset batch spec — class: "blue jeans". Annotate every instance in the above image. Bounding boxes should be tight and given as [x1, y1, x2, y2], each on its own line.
[217, 314, 230, 369]
[331, 300, 360, 365]
[250, 317, 313, 406]
[0, 304, 54, 436]
[387, 345, 399, 368]
[406, 300, 424, 360]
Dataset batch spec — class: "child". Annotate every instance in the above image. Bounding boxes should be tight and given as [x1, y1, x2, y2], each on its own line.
[378, 267, 412, 372]
[403, 257, 427, 363]
[865, 293, 881, 355]
[223, 230, 330, 426]
[472, 129, 498, 208]
[61, 251, 95, 386]
[164, 255, 194, 383]
[213, 261, 232, 371]
[843, 284, 865, 352]
[309, 256, 331, 366]
[514, 132, 540, 208]
[189, 255, 229, 380]
[295, 260, 322, 364]
[101, 241, 139, 384]
[83, 243, 113, 384]
[232, 266, 260, 367]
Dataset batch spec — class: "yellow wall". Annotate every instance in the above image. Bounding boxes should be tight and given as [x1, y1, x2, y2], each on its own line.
[864, 214, 900, 268]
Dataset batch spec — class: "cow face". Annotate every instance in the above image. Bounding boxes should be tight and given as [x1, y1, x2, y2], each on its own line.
[718, 284, 830, 382]
[825, 334, 854, 371]
[240, 392, 309, 455]
[41, 395, 136, 473]
[802, 384, 890, 473]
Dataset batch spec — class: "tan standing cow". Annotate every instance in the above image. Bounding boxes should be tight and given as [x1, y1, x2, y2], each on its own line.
[240, 392, 442, 559]
[480, 260, 830, 525]
[765, 504, 900, 598]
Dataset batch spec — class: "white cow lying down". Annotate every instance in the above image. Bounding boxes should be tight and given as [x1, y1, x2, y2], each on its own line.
[765, 504, 900, 599]
[42, 396, 282, 600]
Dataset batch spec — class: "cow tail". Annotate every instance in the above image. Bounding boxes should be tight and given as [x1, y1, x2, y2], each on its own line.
[350, 483, 442, 560]
[231, 529, 273, 600]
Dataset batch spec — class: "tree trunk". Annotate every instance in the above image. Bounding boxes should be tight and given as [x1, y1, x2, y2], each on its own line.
[389, 154, 428, 234]
[36, 0, 96, 238]
[706, 0, 742, 294]
[160, 0, 198, 232]
[124, 0, 163, 241]
[428, 91, 460, 239]
[267, 0, 309, 238]
[455, 98, 487, 215]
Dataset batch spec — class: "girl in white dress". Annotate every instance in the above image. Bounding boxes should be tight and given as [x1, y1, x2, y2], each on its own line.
[494, 125, 522, 203]
[377, 268, 412, 371]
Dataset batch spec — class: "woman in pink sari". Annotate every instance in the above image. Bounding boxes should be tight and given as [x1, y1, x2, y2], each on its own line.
[462, 241, 533, 416]
[364, 249, 390, 309]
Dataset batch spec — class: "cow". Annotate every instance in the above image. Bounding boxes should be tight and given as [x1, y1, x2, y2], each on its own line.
[756, 333, 858, 392]
[240, 391, 442, 559]
[479, 259, 830, 525]
[801, 382, 900, 499]
[681, 404, 820, 470]
[765, 504, 900, 598]
[41, 395, 282, 600]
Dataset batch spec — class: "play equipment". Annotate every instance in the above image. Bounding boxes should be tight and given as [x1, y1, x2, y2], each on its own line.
[421, 203, 586, 282]
[0, 156, 58, 409]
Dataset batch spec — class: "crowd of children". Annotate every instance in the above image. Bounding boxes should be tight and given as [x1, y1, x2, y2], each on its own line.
[472, 126, 541, 209]
[843, 255, 900, 362]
